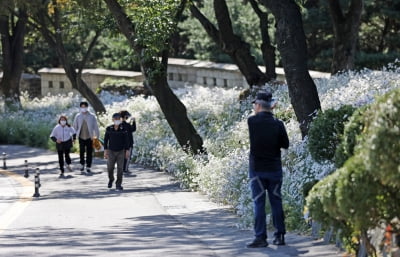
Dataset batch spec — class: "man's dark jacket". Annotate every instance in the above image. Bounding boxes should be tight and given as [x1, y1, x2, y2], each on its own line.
[248, 111, 289, 172]
[104, 124, 129, 151]
[122, 120, 136, 148]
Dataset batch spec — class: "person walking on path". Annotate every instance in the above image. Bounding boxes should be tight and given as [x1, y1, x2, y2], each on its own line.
[246, 91, 290, 248]
[120, 110, 136, 175]
[73, 101, 100, 174]
[50, 115, 76, 177]
[104, 113, 130, 190]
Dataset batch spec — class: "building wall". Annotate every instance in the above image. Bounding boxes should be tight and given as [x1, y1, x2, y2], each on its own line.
[38, 68, 143, 96]
[38, 59, 330, 97]
[40, 72, 76, 96]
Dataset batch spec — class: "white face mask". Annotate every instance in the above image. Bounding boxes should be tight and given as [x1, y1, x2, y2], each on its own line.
[114, 120, 121, 126]
[60, 120, 67, 126]
[80, 107, 88, 113]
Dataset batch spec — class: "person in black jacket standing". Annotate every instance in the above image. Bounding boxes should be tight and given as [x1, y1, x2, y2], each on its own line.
[246, 91, 290, 248]
[120, 110, 136, 175]
[104, 113, 130, 190]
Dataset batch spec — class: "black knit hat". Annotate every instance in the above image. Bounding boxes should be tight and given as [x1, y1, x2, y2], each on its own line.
[112, 113, 121, 119]
[252, 91, 277, 108]
[252, 91, 273, 103]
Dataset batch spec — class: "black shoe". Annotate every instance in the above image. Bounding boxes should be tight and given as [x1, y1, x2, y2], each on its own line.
[59, 172, 65, 178]
[272, 234, 285, 245]
[80, 165, 84, 171]
[108, 180, 113, 189]
[86, 168, 91, 173]
[246, 238, 268, 248]
[116, 185, 123, 191]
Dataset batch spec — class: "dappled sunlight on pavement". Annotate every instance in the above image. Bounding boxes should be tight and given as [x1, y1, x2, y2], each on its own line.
[0, 145, 343, 256]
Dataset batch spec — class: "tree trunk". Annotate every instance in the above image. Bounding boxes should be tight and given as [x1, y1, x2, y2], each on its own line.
[32, 7, 106, 113]
[53, 32, 106, 114]
[327, 0, 363, 74]
[260, 0, 321, 137]
[248, 0, 277, 80]
[104, 0, 205, 154]
[0, 8, 27, 109]
[190, 1, 270, 87]
[62, 62, 107, 114]
[142, 57, 205, 154]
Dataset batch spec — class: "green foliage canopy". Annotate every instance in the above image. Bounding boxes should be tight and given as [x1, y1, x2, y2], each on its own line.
[307, 105, 355, 163]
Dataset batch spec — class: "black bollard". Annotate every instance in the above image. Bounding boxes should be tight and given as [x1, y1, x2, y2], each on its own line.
[2, 152, 6, 170]
[24, 160, 29, 178]
[33, 168, 41, 197]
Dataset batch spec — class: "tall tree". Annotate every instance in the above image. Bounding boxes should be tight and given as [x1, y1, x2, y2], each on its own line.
[28, 0, 106, 113]
[189, 0, 272, 86]
[259, 0, 321, 136]
[104, 0, 204, 154]
[327, 0, 363, 74]
[246, 0, 277, 80]
[0, 0, 27, 109]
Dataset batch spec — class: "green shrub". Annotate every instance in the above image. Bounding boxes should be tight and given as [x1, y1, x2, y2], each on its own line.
[355, 51, 400, 71]
[336, 155, 400, 232]
[0, 114, 52, 148]
[302, 179, 319, 198]
[284, 200, 309, 232]
[333, 105, 370, 167]
[365, 88, 400, 188]
[307, 89, 400, 255]
[97, 78, 147, 96]
[335, 156, 381, 230]
[306, 171, 345, 229]
[308, 105, 356, 163]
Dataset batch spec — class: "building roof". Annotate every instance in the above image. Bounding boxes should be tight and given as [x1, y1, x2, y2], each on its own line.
[38, 68, 142, 78]
[168, 58, 239, 71]
[37, 58, 330, 79]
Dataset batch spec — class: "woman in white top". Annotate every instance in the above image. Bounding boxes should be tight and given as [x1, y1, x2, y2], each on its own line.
[50, 115, 76, 177]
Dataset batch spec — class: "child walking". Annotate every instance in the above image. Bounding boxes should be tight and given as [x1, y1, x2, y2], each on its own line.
[50, 115, 76, 177]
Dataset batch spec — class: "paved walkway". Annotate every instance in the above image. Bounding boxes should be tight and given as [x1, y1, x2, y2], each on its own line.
[0, 145, 343, 256]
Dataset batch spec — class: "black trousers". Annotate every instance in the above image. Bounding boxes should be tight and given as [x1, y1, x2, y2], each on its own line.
[123, 147, 132, 172]
[57, 148, 71, 172]
[79, 138, 93, 168]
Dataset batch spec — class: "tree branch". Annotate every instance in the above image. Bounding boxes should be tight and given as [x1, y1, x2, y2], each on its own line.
[189, 2, 221, 44]
[161, 0, 188, 68]
[103, 0, 140, 51]
[348, 0, 363, 26]
[78, 30, 101, 75]
[327, 0, 344, 27]
[248, 0, 264, 17]
[213, 0, 234, 39]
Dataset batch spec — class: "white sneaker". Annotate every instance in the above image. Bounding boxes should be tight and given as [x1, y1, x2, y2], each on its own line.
[66, 165, 73, 172]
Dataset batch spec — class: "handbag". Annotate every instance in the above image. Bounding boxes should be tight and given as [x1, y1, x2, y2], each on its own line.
[92, 137, 104, 152]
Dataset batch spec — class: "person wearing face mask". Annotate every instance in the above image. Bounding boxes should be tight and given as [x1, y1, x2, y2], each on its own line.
[50, 115, 76, 177]
[73, 101, 100, 174]
[103, 113, 130, 190]
[119, 110, 136, 175]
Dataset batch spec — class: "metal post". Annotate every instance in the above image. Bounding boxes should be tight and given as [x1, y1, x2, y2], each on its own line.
[2, 152, 6, 170]
[33, 168, 41, 197]
[24, 160, 29, 178]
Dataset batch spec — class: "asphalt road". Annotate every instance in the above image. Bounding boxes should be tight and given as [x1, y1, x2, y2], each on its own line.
[0, 145, 343, 257]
